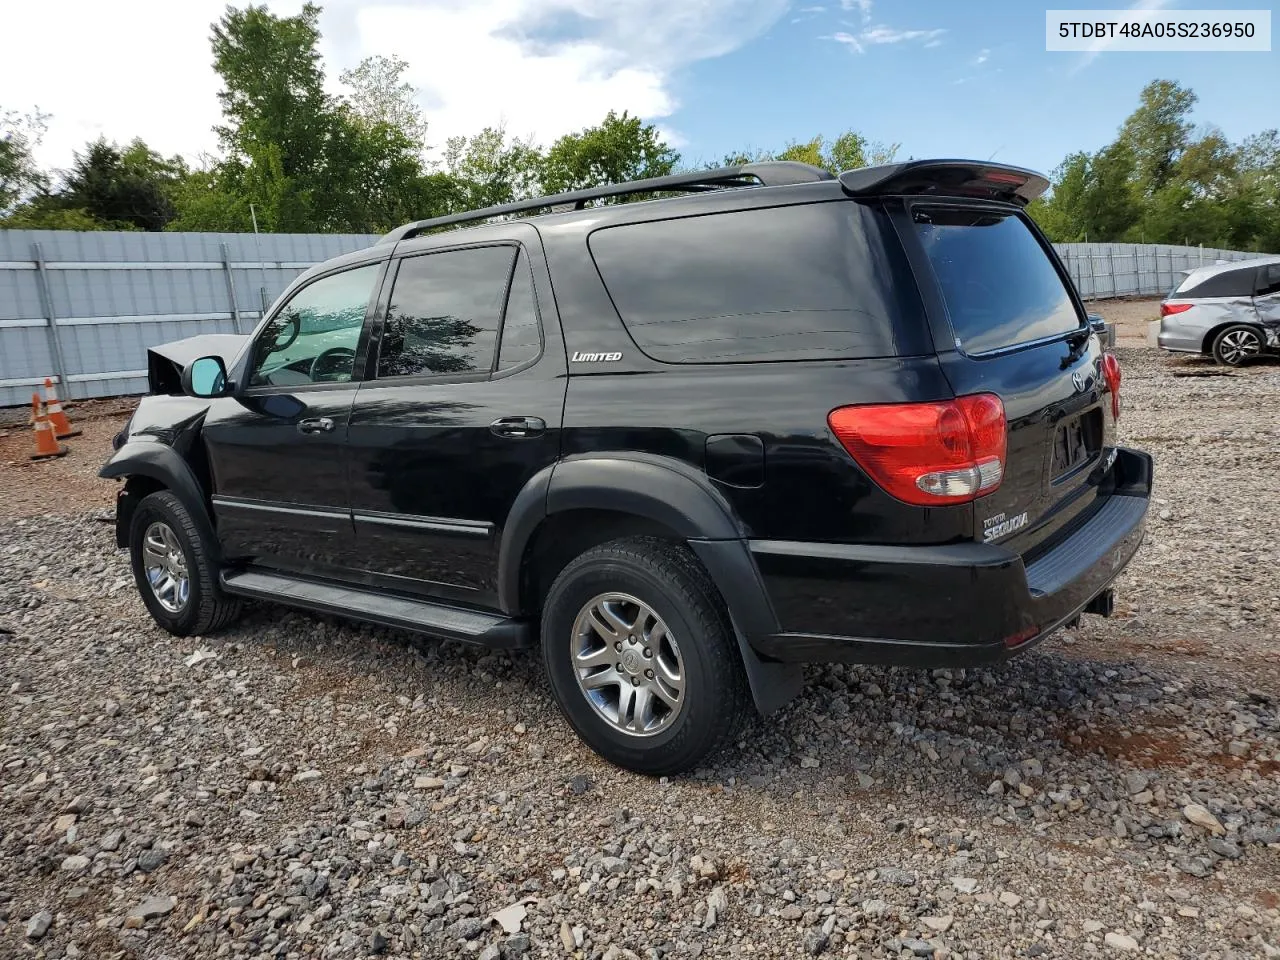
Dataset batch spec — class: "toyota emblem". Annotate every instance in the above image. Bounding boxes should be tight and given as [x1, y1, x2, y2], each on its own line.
[1071, 370, 1087, 393]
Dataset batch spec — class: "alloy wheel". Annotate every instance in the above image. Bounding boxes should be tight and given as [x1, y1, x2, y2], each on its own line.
[142, 521, 190, 613]
[571, 592, 685, 737]
[1219, 329, 1261, 365]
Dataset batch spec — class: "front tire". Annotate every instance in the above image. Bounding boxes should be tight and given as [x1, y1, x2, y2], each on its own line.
[1211, 324, 1264, 367]
[129, 491, 241, 636]
[541, 537, 750, 776]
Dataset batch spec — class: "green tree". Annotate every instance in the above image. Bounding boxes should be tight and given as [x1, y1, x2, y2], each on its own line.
[444, 126, 543, 210]
[1119, 79, 1196, 195]
[166, 164, 255, 232]
[57, 138, 183, 230]
[771, 130, 875, 175]
[340, 54, 428, 149]
[210, 2, 334, 230]
[1, 107, 49, 215]
[539, 111, 677, 195]
[203, 4, 437, 233]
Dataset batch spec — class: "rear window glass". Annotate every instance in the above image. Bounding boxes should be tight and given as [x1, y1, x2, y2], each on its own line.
[1182, 266, 1257, 299]
[913, 208, 1082, 354]
[588, 202, 922, 363]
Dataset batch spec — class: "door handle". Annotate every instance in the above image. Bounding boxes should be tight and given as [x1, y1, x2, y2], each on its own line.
[297, 417, 334, 435]
[489, 416, 546, 439]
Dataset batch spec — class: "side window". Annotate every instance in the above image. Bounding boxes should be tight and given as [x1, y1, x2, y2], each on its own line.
[1256, 265, 1280, 298]
[497, 250, 541, 371]
[378, 246, 516, 378]
[248, 264, 379, 387]
[1186, 267, 1256, 299]
[588, 203, 918, 363]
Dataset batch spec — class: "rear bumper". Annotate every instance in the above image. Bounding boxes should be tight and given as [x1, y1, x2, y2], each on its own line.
[743, 447, 1152, 667]
[1157, 316, 1205, 354]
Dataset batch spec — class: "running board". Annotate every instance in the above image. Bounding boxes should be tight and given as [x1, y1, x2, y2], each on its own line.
[219, 569, 532, 650]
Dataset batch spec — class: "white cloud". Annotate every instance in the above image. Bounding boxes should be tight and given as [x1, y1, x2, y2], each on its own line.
[826, 21, 946, 52]
[972, 48, 990, 65]
[2, 0, 791, 172]
[825, 31, 865, 53]
[859, 25, 947, 45]
[840, 0, 874, 24]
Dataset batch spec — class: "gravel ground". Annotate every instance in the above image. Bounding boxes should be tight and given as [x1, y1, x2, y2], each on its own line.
[2, 337, 1278, 960]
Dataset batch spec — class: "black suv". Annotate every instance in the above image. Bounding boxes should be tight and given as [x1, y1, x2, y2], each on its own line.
[102, 159, 1151, 775]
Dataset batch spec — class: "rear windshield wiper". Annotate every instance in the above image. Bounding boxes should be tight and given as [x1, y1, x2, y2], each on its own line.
[1061, 326, 1091, 368]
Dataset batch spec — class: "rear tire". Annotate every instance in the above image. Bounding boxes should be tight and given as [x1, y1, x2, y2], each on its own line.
[129, 491, 242, 637]
[541, 537, 750, 776]
[1211, 324, 1264, 367]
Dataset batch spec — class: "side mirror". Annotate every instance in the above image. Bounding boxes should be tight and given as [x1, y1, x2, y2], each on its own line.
[1087, 313, 1107, 334]
[181, 355, 232, 398]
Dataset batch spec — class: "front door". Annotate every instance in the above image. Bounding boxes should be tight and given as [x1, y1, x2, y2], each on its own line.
[203, 259, 385, 575]
[345, 235, 565, 607]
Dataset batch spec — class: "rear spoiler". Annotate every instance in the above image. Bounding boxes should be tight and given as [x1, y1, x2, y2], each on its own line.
[839, 159, 1050, 206]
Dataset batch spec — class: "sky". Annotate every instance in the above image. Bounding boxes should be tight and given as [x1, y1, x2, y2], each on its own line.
[2, 0, 1276, 180]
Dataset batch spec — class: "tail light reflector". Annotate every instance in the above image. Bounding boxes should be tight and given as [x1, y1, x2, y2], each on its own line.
[827, 394, 1006, 506]
[1101, 352, 1122, 420]
[1161, 302, 1192, 316]
[1003, 625, 1040, 649]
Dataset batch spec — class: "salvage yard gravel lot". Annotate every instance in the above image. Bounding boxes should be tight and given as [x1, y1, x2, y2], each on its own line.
[1, 301, 1278, 959]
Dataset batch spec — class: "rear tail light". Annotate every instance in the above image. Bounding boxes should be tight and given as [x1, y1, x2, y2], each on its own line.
[1101, 352, 1122, 420]
[827, 394, 1006, 506]
[1161, 302, 1192, 316]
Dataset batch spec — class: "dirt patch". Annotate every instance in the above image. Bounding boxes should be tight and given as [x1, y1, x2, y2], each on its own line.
[1063, 724, 1192, 768]
[1086, 296, 1162, 345]
[0, 414, 132, 519]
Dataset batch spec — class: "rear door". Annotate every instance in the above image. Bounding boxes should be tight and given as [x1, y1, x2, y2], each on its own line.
[897, 201, 1113, 553]
[345, 228, 565, 608]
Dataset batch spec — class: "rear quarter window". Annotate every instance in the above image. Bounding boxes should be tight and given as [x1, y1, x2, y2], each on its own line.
[588, 202, 922, 363]
[1181, 266, 1257, 299]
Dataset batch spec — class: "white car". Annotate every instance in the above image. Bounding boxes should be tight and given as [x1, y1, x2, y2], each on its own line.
[1158, 255, 1280, 366]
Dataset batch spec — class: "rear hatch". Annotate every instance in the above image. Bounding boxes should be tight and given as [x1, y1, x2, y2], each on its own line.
[907, 203, 1118, 554]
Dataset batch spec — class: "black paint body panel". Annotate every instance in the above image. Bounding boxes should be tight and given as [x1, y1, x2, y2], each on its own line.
[102, 167, 1152, 699]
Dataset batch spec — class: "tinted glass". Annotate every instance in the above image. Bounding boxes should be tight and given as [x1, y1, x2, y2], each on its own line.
[1255, 264, 1280, 297]
[1184, 267, 1256, 299]
[379, 246, 516, 378]
[589, 202, 920, 363]
[498, 250, 541, 370]
[249, 264, 379, 387]
[913, 208, 1081, 354]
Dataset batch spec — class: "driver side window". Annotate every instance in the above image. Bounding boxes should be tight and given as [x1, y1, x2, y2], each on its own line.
[248, 264, 380, 388]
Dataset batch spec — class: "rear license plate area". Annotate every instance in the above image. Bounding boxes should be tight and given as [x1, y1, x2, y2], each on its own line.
[1051, 410, 1102, 479]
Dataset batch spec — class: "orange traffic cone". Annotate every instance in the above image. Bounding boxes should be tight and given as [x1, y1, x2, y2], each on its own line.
[30, 394, 69, 461]
[44, 375, 74, 411]
[43, 377, 81, 439]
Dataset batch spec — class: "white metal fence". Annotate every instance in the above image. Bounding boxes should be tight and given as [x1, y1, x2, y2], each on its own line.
[0, 230, 1271, 407]
[0, 230, 377, 407]
[1053, 241, 1266, 300]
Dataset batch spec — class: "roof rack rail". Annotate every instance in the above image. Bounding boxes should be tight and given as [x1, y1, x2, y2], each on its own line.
[378, 161, 833, 244]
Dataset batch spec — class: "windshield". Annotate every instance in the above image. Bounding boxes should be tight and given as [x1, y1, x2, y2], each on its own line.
[913, 207, 1083, 354]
